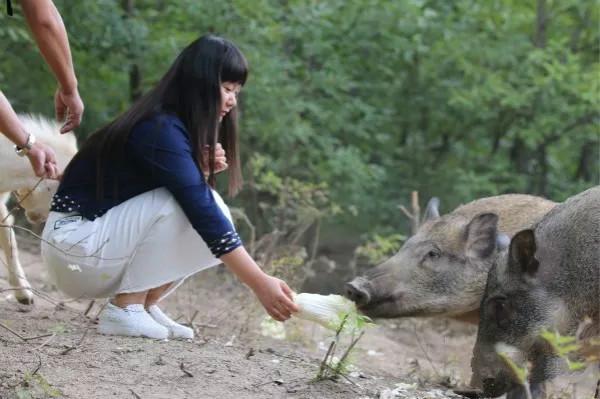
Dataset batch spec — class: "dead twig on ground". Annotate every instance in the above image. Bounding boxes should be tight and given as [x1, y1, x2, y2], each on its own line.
[316, 315, 350, 381]
[60, 327, 89, 355]
[83, 300, 95, 317]
[61, 301, 107, 355]
[0, 320, 54, 341]
[318, 340, 336, 379]
[180, 362, 194, 377]
[0, 287, 87, 317]
[33, 333, 57, 351]
[30, 351, 43, 376]
[334, 330, 365, 374]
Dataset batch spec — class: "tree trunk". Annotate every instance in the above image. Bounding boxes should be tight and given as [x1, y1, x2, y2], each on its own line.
[122, 0, 142, 103]
[531, 0, 548, 193]
[536, 143, 548, 196]
[575, 140, 598, 182]
[534, 0, 547, 48]
[510, 136, 528, 174]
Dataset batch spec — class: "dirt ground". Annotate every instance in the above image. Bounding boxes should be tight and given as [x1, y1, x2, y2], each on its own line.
[0, 236, 597, 399]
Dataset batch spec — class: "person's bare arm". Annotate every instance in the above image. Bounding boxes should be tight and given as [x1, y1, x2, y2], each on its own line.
[0, 91, 29, 147]
[220, 246, 299, 321]
[20, 0, 83, 132]
[0, 91, 59, 178]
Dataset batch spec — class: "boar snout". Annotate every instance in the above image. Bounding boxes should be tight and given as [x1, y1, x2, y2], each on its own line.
[482, 377, 511, 398]
[345, 278, 371, 306]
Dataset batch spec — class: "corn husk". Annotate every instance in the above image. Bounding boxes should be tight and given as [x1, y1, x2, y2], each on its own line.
[293, 293, 372, 332]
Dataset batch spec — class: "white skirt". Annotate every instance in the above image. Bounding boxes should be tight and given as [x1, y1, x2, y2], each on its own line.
[41, 188, 231, 299]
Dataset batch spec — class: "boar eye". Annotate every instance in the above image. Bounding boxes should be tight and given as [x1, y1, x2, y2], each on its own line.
[427, 250, 440, 259]
[493, 298, 510, 329]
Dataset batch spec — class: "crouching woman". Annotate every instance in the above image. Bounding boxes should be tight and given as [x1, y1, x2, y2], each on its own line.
[41, 35, 298, 340]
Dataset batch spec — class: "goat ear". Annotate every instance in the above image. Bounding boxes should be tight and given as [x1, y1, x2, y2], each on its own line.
[508, 229, 539, 277]
[423, 197, 440, 222]
[465, 213, 499, 259]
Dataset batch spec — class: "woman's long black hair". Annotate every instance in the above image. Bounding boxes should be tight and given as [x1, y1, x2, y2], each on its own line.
[68, 34, 247, 197]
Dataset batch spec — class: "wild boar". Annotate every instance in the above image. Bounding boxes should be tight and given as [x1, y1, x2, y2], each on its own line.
[471, 186, 599, 398]
[345, 194, 556, 323]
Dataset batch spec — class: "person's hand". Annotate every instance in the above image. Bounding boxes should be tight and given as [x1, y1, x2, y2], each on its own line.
[201, 143, 228, 177]
[26, 142, 59, 179]
[252, 275, 299, 322]
[55, 87, 84, 133]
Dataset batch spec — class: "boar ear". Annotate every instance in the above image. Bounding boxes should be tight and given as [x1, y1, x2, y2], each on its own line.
[509, 229, 539, 276]
[424, 197, 440, 222]
[465, 213, 499, 259]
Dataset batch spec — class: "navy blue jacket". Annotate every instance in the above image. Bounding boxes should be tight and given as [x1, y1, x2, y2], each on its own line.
[51, 113, 241, 257]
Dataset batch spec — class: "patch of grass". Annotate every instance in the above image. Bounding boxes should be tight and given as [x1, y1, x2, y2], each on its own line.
[15, 372, 62, 399]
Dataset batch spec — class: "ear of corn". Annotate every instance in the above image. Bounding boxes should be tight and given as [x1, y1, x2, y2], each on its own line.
[293, 293, 373, 332]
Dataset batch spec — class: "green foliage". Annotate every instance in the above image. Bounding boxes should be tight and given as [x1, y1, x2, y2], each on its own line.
[355, 233, 406, 266]
[246, 153, 340, 239]
[315, 314, 370, 381]
[495, 328, 597, 399]
[47, 323, 68, 335]
[494, 343, 532, 399]
[540, 329, 586, 371]
[495, 343, 529, 385]
[1, 0, 597, 251]
[15, 373, 62, 399]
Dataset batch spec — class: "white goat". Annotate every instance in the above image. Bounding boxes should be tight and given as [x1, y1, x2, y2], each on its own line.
[0, 115, 77, 304]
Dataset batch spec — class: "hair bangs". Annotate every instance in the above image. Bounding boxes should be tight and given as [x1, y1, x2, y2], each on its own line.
[221, 43, 248, 85]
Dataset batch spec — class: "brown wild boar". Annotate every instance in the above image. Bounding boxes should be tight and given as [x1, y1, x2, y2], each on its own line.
[345, 194, 556, 323]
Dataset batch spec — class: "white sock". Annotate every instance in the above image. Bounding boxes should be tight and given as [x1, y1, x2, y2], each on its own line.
[147, 305, 194, 340]
[98, 302, 169, 340]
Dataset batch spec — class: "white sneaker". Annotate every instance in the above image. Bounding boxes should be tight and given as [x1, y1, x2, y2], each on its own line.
[147, 305, 194, 340]
[98, 302, 169, 340]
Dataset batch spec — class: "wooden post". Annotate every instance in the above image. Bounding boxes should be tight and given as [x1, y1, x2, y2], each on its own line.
[410, 191, 420, 236]
[399, 191, 421, 236]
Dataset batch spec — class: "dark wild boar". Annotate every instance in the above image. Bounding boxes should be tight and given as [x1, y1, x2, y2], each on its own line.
[471, 186, 599, 398]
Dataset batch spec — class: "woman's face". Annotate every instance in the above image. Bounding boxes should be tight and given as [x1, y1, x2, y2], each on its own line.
[220, 81, 242, 121]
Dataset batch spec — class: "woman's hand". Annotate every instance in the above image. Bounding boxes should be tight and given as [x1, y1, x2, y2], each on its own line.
[252, 275, 299, 322]
[201, 143, 228, 177]
[219, 247, 298, 322]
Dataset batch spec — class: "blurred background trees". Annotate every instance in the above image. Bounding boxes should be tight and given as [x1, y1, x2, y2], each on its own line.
[1, 0, 597, 269]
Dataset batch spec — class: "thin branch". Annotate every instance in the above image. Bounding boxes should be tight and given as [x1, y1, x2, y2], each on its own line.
[0, 223, 128, 262]
[30, 351, 42, 376]
[398, 205, 414, 221]
[409, 320, 441, 378]
[0, 287, 83, 315]
[180, 362, 194, 377]
[83, 300, 95, 317]
[60, 321, 91, 355]
[334, 330, 365, 374]
[318, 340, 336, 379]
[2, 177, 45, 224]
[0, 320, 54, 342]
[33, 333, 57, 351]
